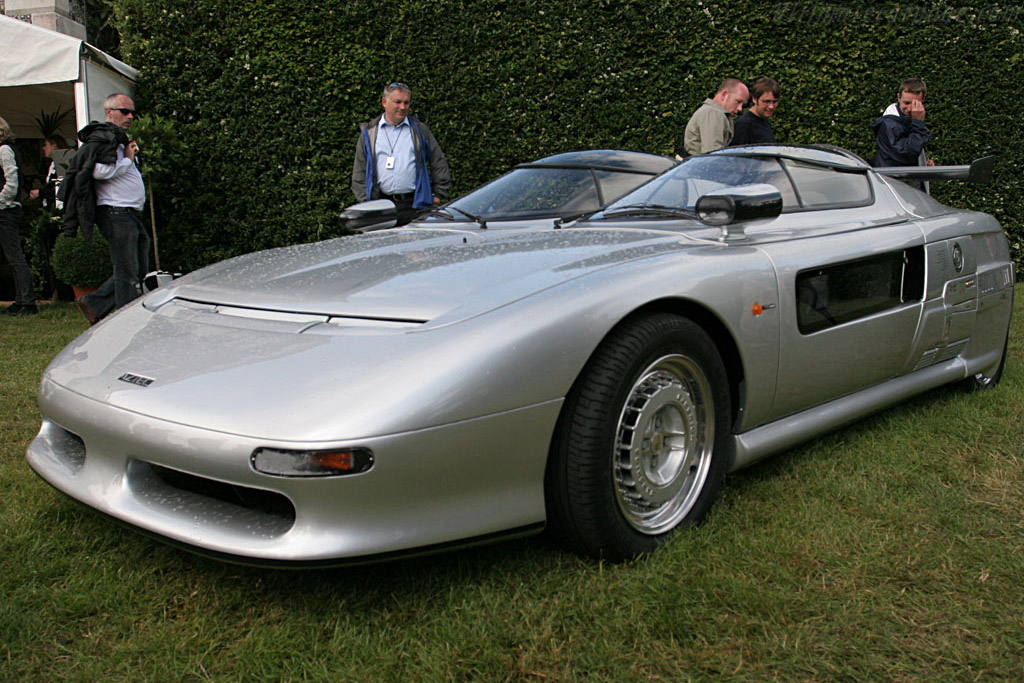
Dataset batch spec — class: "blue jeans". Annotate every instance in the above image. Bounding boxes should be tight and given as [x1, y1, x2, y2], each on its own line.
[0, 206, 36, 306]
[82, 206, 149, 319]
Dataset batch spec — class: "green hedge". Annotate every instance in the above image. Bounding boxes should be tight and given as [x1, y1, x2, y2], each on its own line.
[110, 0, 1024, 272]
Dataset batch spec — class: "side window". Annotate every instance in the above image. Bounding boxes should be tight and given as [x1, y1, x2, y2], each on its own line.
[748, 160, 800, 210]
[796, 247, 924, 334]
[595, 170, 656, 205]
[783, 160, 872, 209]
[707, 156, 798, 209]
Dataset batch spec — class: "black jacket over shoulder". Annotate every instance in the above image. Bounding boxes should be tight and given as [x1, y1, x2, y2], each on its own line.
[60, 122, 128, 240]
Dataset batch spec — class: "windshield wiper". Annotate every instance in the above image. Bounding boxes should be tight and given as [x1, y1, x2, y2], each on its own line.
[599, 204, 698, 220]
[554, 212, 591, 228]
[427, 206, 487, 228]
[448, 206, 481, 222]
[448, 206, 487, 228]
[428, 208, 456, 220]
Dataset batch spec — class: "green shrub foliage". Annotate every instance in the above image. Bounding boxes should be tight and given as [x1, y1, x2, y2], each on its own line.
[51, 232, 112, 288]
[109, 0, 1024, 273]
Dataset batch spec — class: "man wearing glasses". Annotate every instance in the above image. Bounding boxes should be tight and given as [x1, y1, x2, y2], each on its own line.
[731, 77, 780, 146]
[352, 82, 451, 226]
[61, 93, 147, 324]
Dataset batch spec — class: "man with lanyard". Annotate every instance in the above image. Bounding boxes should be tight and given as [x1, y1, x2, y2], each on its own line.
[352, 82, 451, 226]
[65, 93, 148, 324]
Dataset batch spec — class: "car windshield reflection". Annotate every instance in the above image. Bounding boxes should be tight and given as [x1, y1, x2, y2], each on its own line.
[590, 155, 797, 220]
[426, 164, 669, 222]
[440, 167, 602, 220]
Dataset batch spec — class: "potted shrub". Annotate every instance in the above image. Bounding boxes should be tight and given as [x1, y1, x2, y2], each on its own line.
[51, 232, 110, 298]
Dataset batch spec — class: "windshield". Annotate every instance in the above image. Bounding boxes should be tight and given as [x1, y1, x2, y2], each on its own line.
[592, 155, 798, 219]
[439, 166, 653, 221]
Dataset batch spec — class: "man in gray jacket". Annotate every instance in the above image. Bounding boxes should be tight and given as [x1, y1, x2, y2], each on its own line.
[351, 82, 451, 225]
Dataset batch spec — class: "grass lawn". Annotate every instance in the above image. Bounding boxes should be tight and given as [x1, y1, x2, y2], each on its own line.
[2, 295, 1022, 682]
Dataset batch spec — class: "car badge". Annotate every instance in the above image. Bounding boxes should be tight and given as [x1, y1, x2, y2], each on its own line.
[118, 373, 154, 387]
[952, 242, 964, 272]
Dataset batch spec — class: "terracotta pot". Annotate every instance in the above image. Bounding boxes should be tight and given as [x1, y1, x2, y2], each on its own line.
[72, 285, 98, 300]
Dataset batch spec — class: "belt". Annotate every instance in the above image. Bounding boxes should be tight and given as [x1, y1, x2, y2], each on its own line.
[97, 205, 143, 216]
[380, 192, 413, 202]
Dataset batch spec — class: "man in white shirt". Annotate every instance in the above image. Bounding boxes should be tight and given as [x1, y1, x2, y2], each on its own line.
[74, 93, 148, 324]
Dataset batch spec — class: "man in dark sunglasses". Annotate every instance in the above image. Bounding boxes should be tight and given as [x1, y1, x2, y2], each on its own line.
[352, 82, 451, 226]
[60, 93, 148, 324]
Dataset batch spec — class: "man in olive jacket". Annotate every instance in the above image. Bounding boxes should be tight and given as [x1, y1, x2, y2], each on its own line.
[677, 78, 749, 158]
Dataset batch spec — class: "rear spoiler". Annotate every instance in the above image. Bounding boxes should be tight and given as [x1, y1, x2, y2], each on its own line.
[875, 155, 996, 184]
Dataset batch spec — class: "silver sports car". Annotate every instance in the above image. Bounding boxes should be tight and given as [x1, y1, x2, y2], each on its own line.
[27, 145, 1014, 566]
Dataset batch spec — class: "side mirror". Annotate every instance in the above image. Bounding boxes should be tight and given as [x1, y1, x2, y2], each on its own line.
[143, 270, 181, 293]
[695, 184, 782, 241]
[338, 199, 398, 233]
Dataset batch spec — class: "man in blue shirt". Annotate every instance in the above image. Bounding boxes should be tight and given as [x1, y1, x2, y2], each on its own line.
[351, 83, 451, 225]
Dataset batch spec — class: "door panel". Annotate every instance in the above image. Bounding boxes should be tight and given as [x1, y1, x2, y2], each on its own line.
[760, 223, 925, 419]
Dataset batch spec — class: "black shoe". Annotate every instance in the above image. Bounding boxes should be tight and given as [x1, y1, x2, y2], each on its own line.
[76, 296, 99, 325]
[4, 303, 38, 316]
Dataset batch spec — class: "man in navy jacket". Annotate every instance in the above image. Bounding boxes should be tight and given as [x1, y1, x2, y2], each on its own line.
[871, 77, 934, 168]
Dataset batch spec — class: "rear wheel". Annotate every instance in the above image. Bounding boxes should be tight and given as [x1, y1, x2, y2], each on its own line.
[545, 313, 732, 561]
[957, 333, 1009, 392]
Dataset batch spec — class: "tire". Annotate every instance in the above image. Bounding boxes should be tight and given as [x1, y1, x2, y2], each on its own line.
[545, 313, 732, 561]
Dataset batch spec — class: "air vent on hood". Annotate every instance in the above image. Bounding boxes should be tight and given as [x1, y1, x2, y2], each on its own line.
[146, 297, 424, 333]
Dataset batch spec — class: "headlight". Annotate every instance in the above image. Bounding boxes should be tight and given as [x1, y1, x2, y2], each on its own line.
[251, 447, 375, 477]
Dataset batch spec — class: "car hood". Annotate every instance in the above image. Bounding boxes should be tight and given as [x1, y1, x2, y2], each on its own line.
[43, 225, 706, 441]
[150, 226, 689, 324]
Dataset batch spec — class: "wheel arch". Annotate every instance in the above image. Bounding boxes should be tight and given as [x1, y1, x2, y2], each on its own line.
[544, 296, 745, 482]
[615, 297, 745, 429]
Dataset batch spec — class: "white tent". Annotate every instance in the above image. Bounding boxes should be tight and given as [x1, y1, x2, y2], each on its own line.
[0, 14, 137, 142]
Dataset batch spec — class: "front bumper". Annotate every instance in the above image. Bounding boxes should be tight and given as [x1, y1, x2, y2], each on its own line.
[27, 379, 558, 566]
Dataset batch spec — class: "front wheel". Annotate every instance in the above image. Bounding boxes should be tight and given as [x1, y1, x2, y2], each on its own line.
[545, 313, 732, 561]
